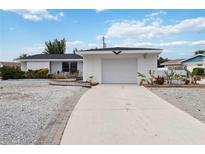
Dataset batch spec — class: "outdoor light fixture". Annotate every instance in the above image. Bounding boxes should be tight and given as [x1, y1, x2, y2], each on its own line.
[112, 51, 122, 55]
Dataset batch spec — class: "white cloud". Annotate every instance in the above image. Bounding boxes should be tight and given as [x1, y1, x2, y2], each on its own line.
[68, 40, 101, 51]
[160, 40, 205, 47]
[101, 17, 205, 40]
[96, 35, 104, 40]
[22, 40, 103, 55]
[67, 40, 84, 46]
[95, 9, 106, 13]
[87, 43, 101, 48]
[4, 9, 64, 21]
[21, 44, 45, 55]
[145, 10, 166, 18]
[59, 12, 64, 17]
[113, 40, 205, 48]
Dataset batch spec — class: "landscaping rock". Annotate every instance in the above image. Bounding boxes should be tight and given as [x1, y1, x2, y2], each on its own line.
[149, 87, 205, 123]
[0, 79, 86, 144]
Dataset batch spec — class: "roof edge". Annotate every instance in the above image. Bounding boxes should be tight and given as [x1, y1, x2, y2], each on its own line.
[78, 47, 162, 52]
[181, 54, 205, 63]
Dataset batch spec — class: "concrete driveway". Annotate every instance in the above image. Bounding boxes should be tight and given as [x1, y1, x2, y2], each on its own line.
[61, 84, 205, 144]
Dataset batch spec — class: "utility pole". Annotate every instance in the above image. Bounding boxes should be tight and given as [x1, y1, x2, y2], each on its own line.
[102, 36, 106, 48]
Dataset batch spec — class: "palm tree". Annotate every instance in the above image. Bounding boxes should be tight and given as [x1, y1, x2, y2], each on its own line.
[43, 38, 66, 54]
[18, 53, 29, 59]
[194, 50, 205, 55]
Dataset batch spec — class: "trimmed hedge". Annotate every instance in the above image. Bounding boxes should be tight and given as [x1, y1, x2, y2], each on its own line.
[0, 66, 25, 80]
[25, 68, 49, 78]
[0, 67, 49, 80]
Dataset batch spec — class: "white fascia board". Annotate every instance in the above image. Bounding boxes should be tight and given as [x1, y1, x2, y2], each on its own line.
[76, 50, 162, 55]
[17, 59, 83, 62]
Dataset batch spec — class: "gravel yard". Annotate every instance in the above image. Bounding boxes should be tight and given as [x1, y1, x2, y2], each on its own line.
[0, 79, 87, 145]
[149, 87, 205, 123]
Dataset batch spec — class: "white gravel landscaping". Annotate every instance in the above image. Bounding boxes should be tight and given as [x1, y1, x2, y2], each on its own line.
[149, 87, 205, 123]
[0, 79, 86, 144]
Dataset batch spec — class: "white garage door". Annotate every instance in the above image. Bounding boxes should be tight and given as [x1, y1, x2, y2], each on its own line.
[102, 58, 137, 83]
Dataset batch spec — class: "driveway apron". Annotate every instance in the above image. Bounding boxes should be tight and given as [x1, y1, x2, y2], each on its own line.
[61, 84, 205, 144]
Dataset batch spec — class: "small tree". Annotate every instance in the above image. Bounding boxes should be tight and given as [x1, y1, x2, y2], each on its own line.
[185, 69, 201, 84]
[43, 38, 66, 54]
[148, 70, 157, 85]
[164, 70, 175, 84]
[137, 72, 149, 85]
[157, 56, 169, 67]
[192, 68, 205, 76]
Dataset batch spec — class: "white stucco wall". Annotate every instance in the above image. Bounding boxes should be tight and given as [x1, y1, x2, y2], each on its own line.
[82, 53, 158, 84]
[50, 61, 62, 73]
[77, 61, 83, 77]
[27, 61, 50, 71]
[137, 53, 158, 81]
[22, 61, 83, 76]
[83, 55, 102, 82]
[20, 62, 27, 71]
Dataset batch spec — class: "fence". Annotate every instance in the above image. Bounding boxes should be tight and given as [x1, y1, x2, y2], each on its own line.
[157, 68, 186, 77]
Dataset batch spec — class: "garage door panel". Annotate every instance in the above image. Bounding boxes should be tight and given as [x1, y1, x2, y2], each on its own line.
[102, 59, 137, 83]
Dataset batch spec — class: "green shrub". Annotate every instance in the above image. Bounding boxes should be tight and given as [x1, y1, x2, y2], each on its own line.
[192, 68, 205, 76]
[25, 68, 49, 78]
[47, 74, 54, 79]
[35, 68, 49, 78]
[53, 72, 77, 79]
[184, 79, 190, 85]
[26, 69, 35, 78]
[0, 66, 25, 80]
[154, 76, 165, 85]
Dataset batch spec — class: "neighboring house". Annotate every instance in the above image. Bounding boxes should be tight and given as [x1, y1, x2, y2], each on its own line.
[181, 54, 205, 71]
[16, 47, 162, 84]
[0, 61, 20, 68]
[16, 54, 83, 77]
[160, 59, 184, 70]
[160, 54, 205, 72]
[77, 47, 162, 84]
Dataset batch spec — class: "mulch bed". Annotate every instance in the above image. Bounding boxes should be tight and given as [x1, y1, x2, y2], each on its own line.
[143, 84, 205, 88]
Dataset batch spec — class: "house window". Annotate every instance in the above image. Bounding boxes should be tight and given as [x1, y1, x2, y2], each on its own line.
[62, 62, 69, 72]
[70, 62, 77, 74]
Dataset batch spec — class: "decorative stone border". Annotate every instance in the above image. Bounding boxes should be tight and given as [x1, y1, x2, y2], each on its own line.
[49, 80, 91, 88]
[34, 88, 87, 145]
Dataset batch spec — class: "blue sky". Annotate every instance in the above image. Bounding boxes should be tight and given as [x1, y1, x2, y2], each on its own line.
[0, 9, 205, 61]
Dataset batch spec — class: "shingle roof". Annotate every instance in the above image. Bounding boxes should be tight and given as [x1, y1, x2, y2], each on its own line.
[16, 54, 82, 60]
[0, 61, 20, 67]
[181, 54, 205, 63]
[79, 47, 162, 51]
[160, 59, 184, 66]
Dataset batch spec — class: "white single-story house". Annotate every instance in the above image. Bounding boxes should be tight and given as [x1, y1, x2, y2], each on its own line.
[16, 47, 162, 84]
[161, 54, 205, 72]
[181, 54, 205, 71]
[160, 59, 184, 70]
[16, 54, 83, 77]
